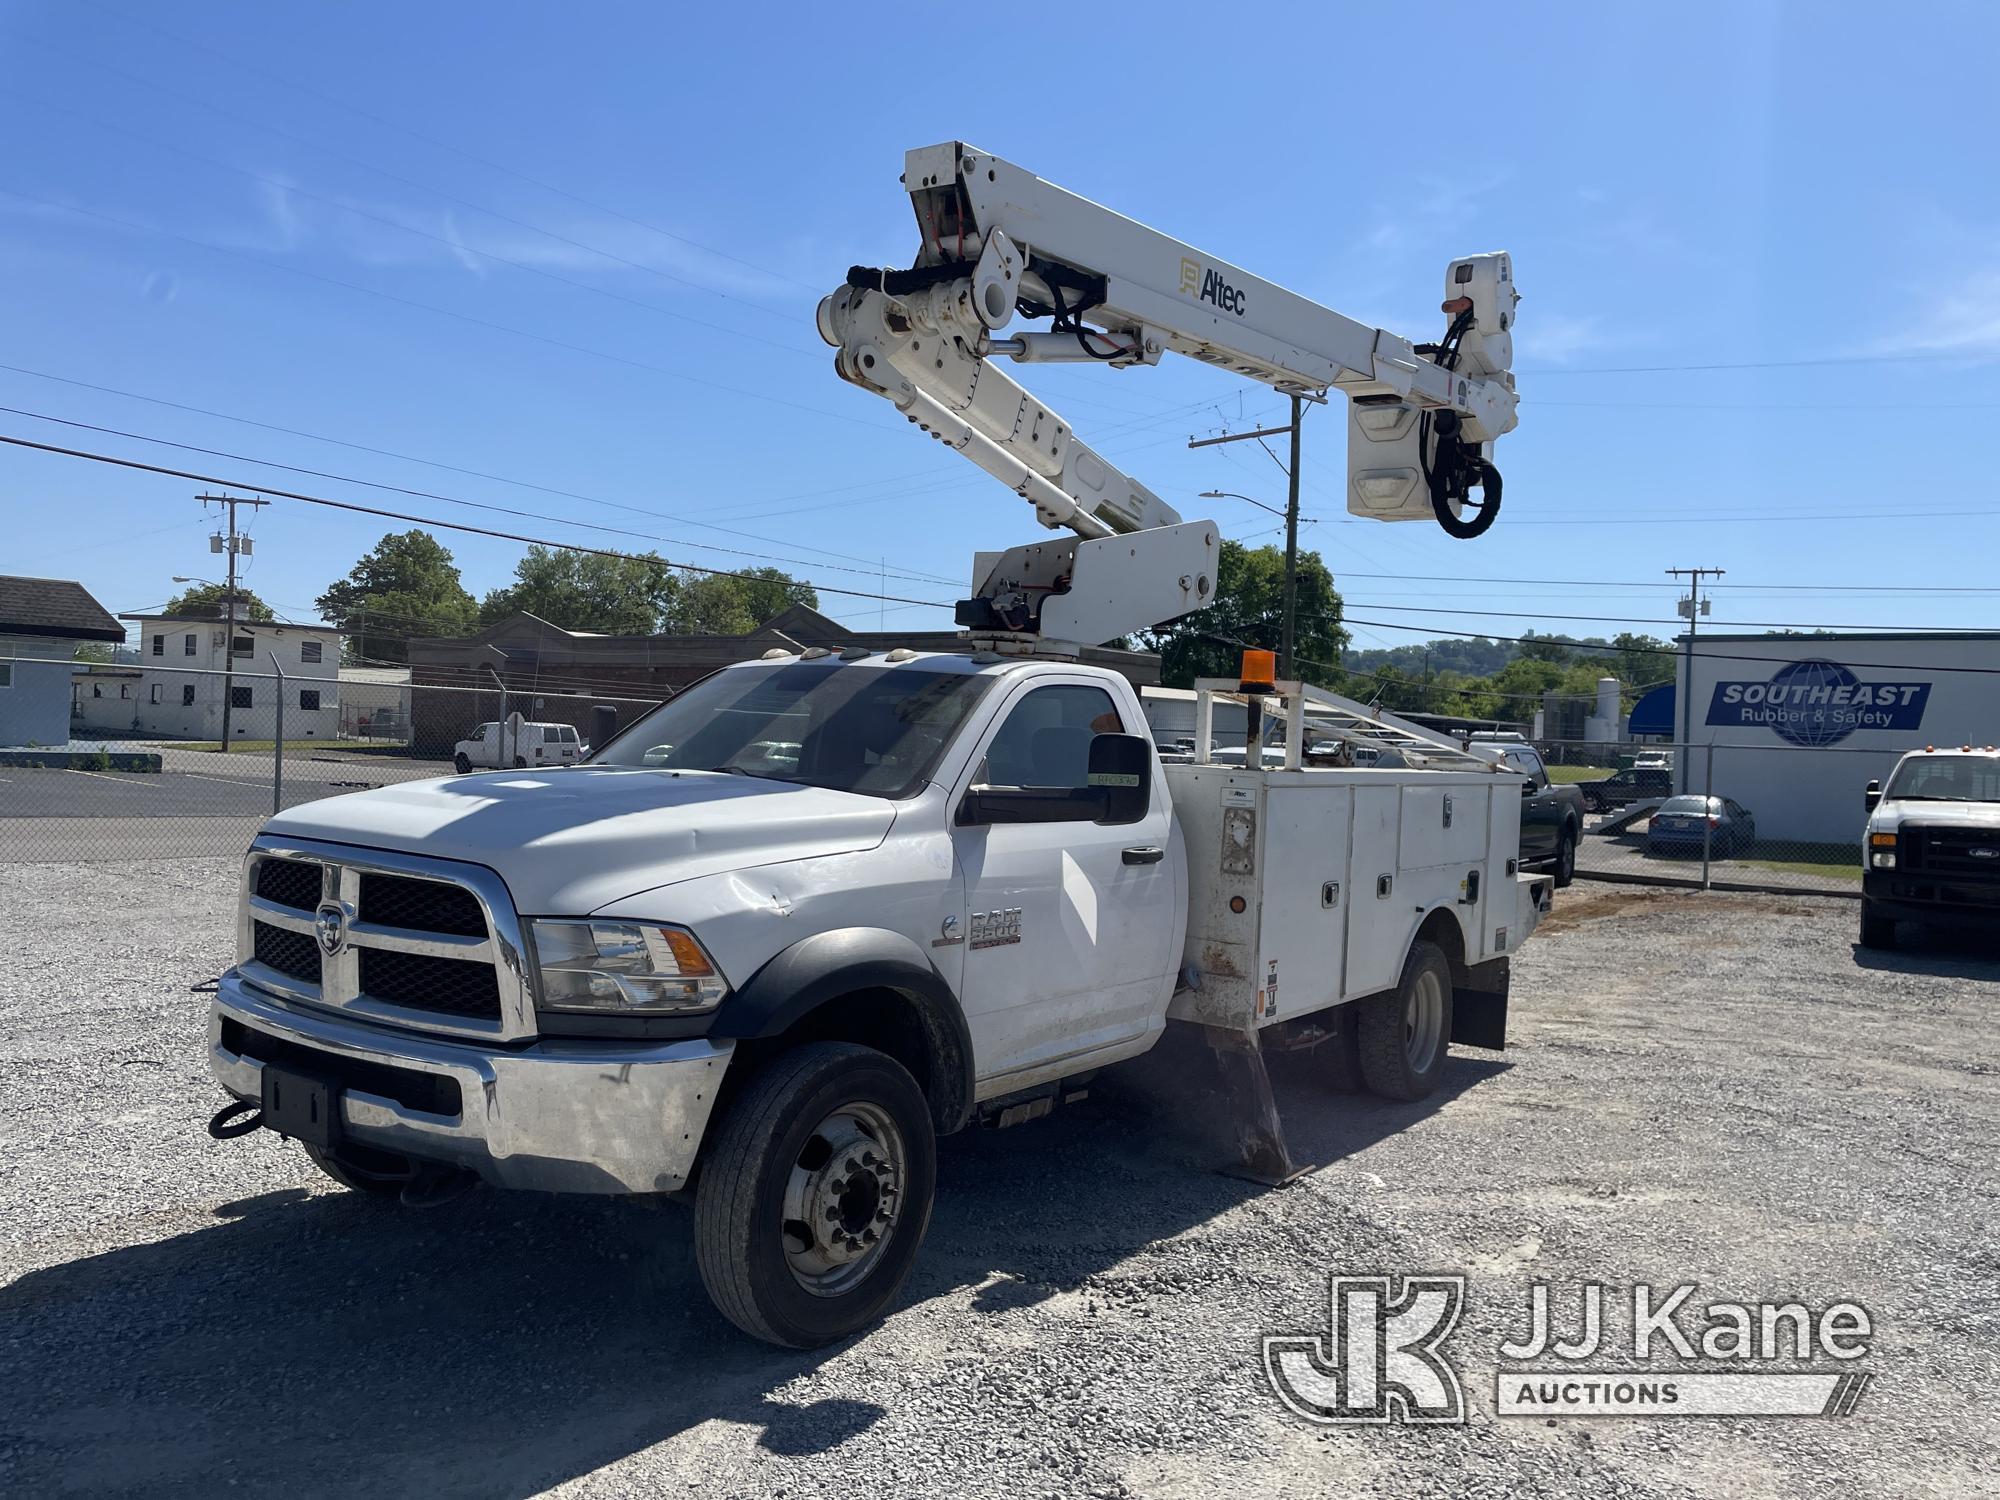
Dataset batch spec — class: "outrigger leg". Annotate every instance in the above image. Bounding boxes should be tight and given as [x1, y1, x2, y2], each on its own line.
[1202, 1025, 1308, 1186]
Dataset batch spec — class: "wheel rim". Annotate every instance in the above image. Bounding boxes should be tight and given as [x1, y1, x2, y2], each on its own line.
[780, 1099, 906, 1297]
[1559, 834, 1574, 880]
[1405, 970, 1445, 1074]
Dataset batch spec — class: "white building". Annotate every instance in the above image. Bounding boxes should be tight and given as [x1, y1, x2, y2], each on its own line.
[1676, 631, 2000, 844]
[73, 615, 343, 742]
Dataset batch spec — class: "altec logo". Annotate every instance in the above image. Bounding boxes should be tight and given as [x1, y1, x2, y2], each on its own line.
[1706, 658, 1931, 748]
[1180, 256, 1247, 316]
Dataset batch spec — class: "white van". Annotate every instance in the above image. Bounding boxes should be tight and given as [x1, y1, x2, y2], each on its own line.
[453, 721, 586, 773]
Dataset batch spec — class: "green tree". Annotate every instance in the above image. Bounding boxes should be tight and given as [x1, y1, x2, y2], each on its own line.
[1139, 541, 1348, 689]
[315, 530, 479, 663]
[659, 566, 819, 635]
[161, 581, 273, 621]
[1516, 630, 1571, 664]
[479, 546, 676, 634]
[72, 641, 117, 663]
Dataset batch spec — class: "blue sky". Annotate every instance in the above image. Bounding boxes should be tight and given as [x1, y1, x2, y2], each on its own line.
[5, 1, 1998, 662]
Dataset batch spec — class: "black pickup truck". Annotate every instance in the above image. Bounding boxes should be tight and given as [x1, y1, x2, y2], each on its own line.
[1483, 743, 1585, 887]
[1575, 765, 1673, 814]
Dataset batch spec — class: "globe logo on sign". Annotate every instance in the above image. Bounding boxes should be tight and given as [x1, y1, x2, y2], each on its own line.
[1768, 659, 1862, 747]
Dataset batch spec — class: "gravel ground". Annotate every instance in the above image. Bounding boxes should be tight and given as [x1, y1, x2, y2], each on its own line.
[2, 863, 1996, 1498]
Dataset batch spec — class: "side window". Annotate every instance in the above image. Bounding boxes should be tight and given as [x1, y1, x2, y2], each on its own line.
[1518, 748, 1547, 788]
[183, 634, 197, 656]
[977, 683, 1123, 792]
[181, 684, 196, 707]
[231, 685, 253, 709]
[299, 689, 321, 712]
[151, 634, 164, 657]
[300, 641, 323, 664]
[150, 684, 163, 704]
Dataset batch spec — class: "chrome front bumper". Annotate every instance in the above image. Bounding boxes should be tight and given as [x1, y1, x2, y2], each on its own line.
[210, 969, 731, 1194]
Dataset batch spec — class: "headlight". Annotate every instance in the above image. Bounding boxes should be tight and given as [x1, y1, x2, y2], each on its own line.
[530, 920, 728, 1013]
[1869, 831, 1896, 869]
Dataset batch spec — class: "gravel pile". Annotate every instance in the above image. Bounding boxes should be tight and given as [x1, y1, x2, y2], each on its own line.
[2, 869, 1995, 1497]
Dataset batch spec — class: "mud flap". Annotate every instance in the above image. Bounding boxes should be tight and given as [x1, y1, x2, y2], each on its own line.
[1201, 1025, 1308, 1186]
[1452, 957, 1510, 1051]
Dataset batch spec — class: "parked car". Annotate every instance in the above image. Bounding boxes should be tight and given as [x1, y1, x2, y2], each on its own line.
[1471, 742, 1583, 887]
[1860, 747, 2000, 950]
[1576, 765, 1674, 813]
[453, 720, 587, 773]
[1645, 794, 1756, 858]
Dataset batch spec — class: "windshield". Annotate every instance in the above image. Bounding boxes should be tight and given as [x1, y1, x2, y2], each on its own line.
[1884, 753, 2000, 804]
[591, 662, 994, 798]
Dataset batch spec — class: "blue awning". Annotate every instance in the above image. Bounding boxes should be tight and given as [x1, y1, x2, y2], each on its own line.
[1628, 683, 1675, 738]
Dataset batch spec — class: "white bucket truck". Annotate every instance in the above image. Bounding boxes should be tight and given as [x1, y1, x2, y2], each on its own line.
[206, 143, 1543, 1346]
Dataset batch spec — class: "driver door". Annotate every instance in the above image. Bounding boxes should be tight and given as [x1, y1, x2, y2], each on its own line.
[949, 680, 1177, 1093]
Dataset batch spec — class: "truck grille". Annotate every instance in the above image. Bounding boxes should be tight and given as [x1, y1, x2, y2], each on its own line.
[255, 857, 322, 912]
[359, 873, 486, 937]
[359, 947, 502, 1019]
[253, 921, 319, 982]
[1899, 824, 2000, 880]
[240, 842, 529, 1039]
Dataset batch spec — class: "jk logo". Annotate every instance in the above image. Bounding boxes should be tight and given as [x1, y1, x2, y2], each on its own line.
[1264, 1275, 1467, 1424]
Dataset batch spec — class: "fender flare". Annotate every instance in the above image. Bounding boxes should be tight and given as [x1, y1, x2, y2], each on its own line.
[709, 927, 976, 1132]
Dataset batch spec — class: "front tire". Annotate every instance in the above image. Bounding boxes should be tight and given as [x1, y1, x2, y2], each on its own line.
[453, 753, 472, 774]
[1553, 825, 1577, 889]
[1858, 900, 1897, 951]
[1358, 940, 1455, 1102]
[694, 1042, 936, 1348]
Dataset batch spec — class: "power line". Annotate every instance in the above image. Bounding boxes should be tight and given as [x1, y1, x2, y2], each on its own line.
[0, 360, 962, 573]
[1517, 351, 1998, 375]
[1328, 599, 1977, 634]
[0, 431, 960, 613]
[1323, 569, 2000, 595]
[1330, 614, 2000, 676]
[0, 404, 961, 589]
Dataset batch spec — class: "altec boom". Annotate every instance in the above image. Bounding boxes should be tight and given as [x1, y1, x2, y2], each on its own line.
[818, 142, 1521, 647]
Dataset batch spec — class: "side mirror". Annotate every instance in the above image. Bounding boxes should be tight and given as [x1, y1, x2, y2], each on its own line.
[1521, 779, 1536, 797]
[1864, 779, 1881, 813]
[1088, 733, 1153, 825]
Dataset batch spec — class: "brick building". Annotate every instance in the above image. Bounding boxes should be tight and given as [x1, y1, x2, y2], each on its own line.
[405, 605, 1159, 756]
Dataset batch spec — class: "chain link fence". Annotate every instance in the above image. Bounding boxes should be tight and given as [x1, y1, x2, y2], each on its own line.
[2, 658, 1898, 902]
[1526, 737, 1906, 896]
[0, 657, 662, 865]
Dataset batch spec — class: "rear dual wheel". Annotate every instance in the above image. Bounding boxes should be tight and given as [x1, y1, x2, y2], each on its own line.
[1357, 940, 1455, 1102]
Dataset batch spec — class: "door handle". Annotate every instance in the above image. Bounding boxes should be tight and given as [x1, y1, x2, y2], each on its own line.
[1122, 846, 1165, 865]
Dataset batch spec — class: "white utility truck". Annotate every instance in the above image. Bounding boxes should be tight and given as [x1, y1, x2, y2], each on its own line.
[206, 143, 1542, 1347]
[1861, 746, 2000, 949]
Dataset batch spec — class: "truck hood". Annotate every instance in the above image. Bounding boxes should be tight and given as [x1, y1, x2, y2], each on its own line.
[262, 767, 897, 914]
[1874, 800, 2000, 833]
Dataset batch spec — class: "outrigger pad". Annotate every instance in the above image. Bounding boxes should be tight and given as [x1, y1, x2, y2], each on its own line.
[1452, 957, 1510, 1051]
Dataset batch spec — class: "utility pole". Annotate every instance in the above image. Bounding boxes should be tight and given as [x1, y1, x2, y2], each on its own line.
[200, 492, 269, 753]
[1189, 393, 1318, 680]
[1666, 565, 1724, 791]
[1281, 393, 1303, 681]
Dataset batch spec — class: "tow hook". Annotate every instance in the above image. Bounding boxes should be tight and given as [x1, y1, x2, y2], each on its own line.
[208, 1100, 263, 1139]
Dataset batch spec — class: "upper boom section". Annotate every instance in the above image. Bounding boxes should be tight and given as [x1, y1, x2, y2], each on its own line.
[819, 142, 1524, 647]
